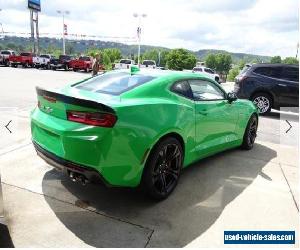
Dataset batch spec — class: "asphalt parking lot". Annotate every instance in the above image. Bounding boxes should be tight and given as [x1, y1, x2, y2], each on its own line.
[0, 66, 298, 247]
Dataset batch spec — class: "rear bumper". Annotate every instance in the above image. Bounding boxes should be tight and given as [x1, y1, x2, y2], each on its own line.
[33, 140, 110, 186]
[31, 107, 144, 187]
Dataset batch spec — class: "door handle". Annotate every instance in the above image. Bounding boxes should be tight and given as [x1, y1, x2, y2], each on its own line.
[278, 83, 287, 87]
[198, 110, 208, 116]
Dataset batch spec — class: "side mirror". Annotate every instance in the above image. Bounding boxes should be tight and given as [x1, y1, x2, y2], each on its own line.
[227, 92, 238, 103]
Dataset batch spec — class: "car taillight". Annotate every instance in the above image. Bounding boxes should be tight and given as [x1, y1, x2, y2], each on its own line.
[66, 111, 117, 127]
[240, 75, 248, 81]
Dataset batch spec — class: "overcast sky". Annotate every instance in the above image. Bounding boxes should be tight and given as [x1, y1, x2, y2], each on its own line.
[0, 0, 298, 57]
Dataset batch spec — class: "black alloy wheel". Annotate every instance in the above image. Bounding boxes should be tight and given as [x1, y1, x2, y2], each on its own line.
[142, 137, 183, 200]
[241, 114, 258, 150]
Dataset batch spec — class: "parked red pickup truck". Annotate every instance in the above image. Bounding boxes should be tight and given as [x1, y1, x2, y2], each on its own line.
[70, 56, 93, 72]
[9, 52, 35, 68]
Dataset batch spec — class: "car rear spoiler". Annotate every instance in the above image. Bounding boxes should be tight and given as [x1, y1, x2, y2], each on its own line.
[36, 87, 115, 114]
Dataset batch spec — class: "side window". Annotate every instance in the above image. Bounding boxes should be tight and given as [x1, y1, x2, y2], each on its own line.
[189, 80, 225, 101]
[281, 67, 299, 82]
[171, 81, 193, 99]
[254, 67, 281, 78]
[204, 68, 214, 74]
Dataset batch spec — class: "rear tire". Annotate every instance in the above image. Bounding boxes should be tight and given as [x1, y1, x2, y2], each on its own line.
[241, 114, 258, 150]
[251, 93, 272, 115]
[141, 137, 183, 200]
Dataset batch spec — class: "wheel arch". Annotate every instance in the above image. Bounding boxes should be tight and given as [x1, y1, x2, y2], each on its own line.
[143, 131, 185, 166]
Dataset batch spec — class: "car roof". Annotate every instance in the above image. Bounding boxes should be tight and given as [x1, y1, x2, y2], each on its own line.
[111, 68, 210, 79]
[251, 63, 299, 68]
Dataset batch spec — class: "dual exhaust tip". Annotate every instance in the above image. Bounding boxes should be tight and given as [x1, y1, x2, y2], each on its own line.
[69, 171, 88, 186]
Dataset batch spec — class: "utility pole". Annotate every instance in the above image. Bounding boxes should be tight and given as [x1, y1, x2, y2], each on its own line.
[133, 13, 147, 67]
[0, 9, 4, 40]
[57, 10, 70, 55]
[28, 1, 40, 54]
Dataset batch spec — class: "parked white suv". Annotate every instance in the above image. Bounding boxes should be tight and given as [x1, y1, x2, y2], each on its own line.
[113, 59, 135, 70]
[193, 66, 220, 83]
[140, 60, 156, 69]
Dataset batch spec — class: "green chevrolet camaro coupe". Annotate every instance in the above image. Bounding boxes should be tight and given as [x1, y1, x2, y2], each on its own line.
[31, 68, 258, 199]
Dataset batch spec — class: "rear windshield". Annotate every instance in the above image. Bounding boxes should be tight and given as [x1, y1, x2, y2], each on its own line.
[75, 72, 156, 95]
[79, 56, 90, 61]
[59, 55, 71, 60]
[240, 66, 250, 75]
[120, 59, 132, 64]
[143, 60, 155, 66]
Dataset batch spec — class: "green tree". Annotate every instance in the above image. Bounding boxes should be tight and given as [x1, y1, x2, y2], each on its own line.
[215, 53, 232, 81]
[86, 48, 101, 58]
[141, 49, 169, 67]
[159, 50, 169, 67]
[101, 50, 112, 70]
[141, 49, 159, 62]
[282, 57, 299, 65]
[65, 44, 75, 55]
[103, 48, 121, 63]
[44, 45, 62, 58]
[238, 60, 246, 70]
[270, 56, 282, 63]
[205, 54, 217, 69]
[227, 66, 240, 81]
[166, 48, 197, 70]
[6, 42, 17, 51]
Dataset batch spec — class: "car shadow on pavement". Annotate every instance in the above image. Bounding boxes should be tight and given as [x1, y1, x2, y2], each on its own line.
[42, 143, 277, 247]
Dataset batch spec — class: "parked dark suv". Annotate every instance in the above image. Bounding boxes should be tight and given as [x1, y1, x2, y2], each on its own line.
[234, 63, 299, 114]
[50, 55, 74, 71]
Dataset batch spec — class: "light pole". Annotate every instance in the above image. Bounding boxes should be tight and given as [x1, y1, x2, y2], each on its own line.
[0, 9, 4, 40]
[133, 13, 147, 66]
[57, 10, 70, 55]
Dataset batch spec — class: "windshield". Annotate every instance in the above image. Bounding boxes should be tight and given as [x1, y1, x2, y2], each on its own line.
[40, 55, 50, 58]
[79, 56, 91, 61]
[59, 55, 71, 60]
[143, 61, 155, 66]
[193, 67, 202, 72]
[20, 53, 31, 56]
[75, 72, 156, 95]
[120, 59, 132, 64]
[1, 51, 12, 55]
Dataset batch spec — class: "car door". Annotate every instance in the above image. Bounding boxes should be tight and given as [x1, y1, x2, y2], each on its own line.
[189, 79, 239, 156]
[277, 66, 299, 107]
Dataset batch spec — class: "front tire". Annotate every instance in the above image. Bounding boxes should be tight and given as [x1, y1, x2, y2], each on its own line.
[241, 114, 258, 150]
[252, 93, 272, 115]
[141, 137, 183, 200]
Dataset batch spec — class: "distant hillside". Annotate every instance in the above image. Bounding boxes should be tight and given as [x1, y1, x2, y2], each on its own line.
[195, 49, 271, 63]
[0, 36, 271, 63]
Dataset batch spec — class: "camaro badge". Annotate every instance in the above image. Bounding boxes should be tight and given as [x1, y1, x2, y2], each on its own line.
[44, 106, 53, 113]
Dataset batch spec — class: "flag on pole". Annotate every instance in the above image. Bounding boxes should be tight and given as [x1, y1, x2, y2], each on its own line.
[64, 24, 68, 35]
[137, 27, 141, 39]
